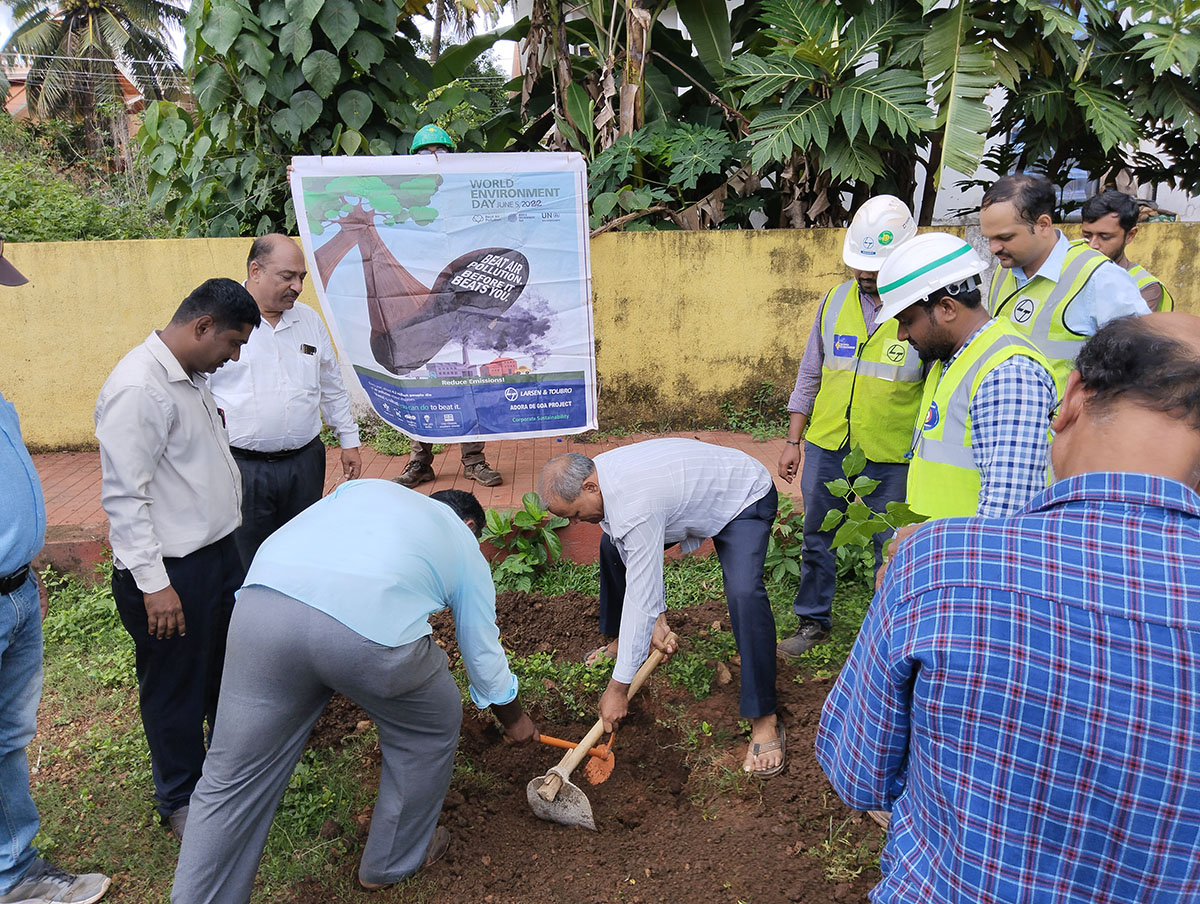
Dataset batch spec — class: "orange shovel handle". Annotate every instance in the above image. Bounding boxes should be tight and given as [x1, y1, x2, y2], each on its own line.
[535, 734, 609, 759]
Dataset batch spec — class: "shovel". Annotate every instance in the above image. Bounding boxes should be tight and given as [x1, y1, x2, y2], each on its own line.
[526, 634, 676, 831]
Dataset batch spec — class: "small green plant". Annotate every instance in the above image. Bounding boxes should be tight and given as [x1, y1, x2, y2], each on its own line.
[482, 493, 569, 592]
[807, 815, 880, 882]
[719, 381, 789, 440]
[666, 652, 715, 699]
[764, 493, 805, 583]
[507, 651, 612, 720]
[351, 415, 445, 456]
[820, 444, 926, 549]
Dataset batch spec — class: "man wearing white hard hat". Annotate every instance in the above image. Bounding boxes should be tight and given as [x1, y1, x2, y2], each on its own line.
[876, 233, 1056, 521]
[776, 196, 924, 658]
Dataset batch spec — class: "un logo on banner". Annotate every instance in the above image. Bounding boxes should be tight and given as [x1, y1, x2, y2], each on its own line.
[1013, 297, 1037, 324]
[923, 402, 940, 430]
[885, 343, 906, 364]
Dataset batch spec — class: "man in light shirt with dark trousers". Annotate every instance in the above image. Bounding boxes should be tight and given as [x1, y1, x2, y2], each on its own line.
[95, 278, 260, 842]
[209, 234, 361, 574]
[539, 439, 784, 778]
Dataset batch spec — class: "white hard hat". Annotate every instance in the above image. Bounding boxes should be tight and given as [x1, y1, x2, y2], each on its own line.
[842, 195, 917, 270]
[876, 233, 988, 322]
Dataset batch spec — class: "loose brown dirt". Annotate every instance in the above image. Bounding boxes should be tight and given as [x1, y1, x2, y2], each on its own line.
[303, 588, 882, 904]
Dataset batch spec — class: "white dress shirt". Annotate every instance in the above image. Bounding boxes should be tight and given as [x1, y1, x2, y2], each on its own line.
[95, 331, 242, 594]
[208, 303, 360, 453]
[594, 438, 774, 684]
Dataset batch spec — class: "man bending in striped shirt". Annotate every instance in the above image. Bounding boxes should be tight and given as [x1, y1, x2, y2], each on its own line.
[540, 439, 785, 777]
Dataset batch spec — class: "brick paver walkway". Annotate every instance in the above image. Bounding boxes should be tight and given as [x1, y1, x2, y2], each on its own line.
[34, 432, 796, 574]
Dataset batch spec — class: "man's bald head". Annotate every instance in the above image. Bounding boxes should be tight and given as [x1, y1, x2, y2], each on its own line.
[1052, 313, 1200, 486]
[245, 233, 307, 320]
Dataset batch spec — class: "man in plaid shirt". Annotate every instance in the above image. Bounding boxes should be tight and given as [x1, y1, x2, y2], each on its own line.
[818, 312, 1200, 903]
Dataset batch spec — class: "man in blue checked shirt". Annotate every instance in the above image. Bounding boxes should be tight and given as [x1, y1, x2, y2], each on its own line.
[817, 312, 1200, 903]
[172, 483, 536, 904]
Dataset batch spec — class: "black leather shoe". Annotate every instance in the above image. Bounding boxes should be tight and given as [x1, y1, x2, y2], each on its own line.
[776, 620, 831, 658]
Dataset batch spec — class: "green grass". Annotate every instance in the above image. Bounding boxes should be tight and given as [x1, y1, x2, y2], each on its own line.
[32, 568, 388, 903]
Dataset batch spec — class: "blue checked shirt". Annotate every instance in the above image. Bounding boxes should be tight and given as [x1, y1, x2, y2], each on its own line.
[817, 472, 1200, 903]
[955, 319, 1056, 517]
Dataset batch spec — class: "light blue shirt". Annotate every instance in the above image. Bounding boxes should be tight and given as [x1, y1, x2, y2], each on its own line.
[242, 479, 518, 709]
[0, 391, 45, 575]
[1010, 231, 1147, 333]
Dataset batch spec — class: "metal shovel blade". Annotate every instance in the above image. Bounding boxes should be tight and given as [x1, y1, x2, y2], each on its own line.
[525, 773, 596, 831]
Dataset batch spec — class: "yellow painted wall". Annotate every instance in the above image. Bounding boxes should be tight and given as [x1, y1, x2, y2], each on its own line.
[1, 237, 321, 450]
[3, 225, 1197, 448]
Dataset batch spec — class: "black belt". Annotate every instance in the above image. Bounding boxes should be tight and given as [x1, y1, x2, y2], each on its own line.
[230, 436, 321, 463]
[0, 564, 31, 595]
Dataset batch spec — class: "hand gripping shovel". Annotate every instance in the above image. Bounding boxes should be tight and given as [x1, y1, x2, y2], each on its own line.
[526, 634, 676, 830]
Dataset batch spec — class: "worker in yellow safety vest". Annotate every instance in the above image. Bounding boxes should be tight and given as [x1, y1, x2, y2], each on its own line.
[980, 174, 1147, 396]
[1080, 190, 1174, 313]
[876, 233, 1057, 522]
[776, 196, 922, 658]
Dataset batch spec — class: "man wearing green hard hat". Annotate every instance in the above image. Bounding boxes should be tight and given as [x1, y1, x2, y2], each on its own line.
[409, 125, 455, 155]
[395, 124, 504, 489]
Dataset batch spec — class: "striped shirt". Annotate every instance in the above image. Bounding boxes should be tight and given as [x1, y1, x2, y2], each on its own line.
[594, 438, 773, 683]
[817, 472, 1200, 903]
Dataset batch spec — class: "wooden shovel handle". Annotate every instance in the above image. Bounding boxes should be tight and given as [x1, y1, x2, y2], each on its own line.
[536, 632, 676, 801]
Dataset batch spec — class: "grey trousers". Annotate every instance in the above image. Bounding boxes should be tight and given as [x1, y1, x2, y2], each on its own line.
[171, 587, 462, 904]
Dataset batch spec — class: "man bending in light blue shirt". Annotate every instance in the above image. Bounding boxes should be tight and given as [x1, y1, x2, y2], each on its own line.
[172, 482, 536, 904]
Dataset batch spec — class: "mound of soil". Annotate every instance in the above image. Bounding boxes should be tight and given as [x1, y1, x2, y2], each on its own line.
[302, 587, 881, 903]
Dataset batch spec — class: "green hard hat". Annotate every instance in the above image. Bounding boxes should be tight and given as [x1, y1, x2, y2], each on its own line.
[410, 124, 455, 153]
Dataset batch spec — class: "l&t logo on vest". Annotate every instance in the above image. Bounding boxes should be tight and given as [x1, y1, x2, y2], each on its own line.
[1013, 296, 1038, 324]
[885, 343, 906, 364]
[923, 401, 940, 431]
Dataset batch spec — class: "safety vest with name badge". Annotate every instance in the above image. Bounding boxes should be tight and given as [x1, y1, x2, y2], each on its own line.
[987, 239, 1107, 395]
[806, 280, 924, 463]
[907, 318, 1051, 520]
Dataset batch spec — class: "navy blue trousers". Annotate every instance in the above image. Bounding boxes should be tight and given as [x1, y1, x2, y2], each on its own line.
[793, 442, 908, 629]
[113, 534, 241, 820]
[598, 486, 779, 718]
[230, 436, 326, 577]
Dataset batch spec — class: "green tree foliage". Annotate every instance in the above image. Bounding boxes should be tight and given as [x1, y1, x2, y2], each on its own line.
[136, 0, 520, 236]
[3, 0, 184, 154]
[0, 112, 172, 241]
[508, 0, 1200, 230]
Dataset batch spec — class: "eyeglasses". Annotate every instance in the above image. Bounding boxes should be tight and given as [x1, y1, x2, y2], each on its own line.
[1047, 400, 1062, 424]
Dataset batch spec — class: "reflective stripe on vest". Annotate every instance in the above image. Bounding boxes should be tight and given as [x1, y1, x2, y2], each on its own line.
[806, 280, 924, 462]
[907, 319, 1050, 520]
[987, 241, 1107, 393]
[1126, 263, 1174, 312]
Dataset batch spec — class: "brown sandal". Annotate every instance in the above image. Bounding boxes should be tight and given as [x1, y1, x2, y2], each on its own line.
[744, 722, 786, 778]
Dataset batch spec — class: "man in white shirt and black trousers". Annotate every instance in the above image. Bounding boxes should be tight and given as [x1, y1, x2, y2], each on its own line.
[209, 234, 362, 574]
[539, 439, 786, 777]
[96, 278, 261, 841]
